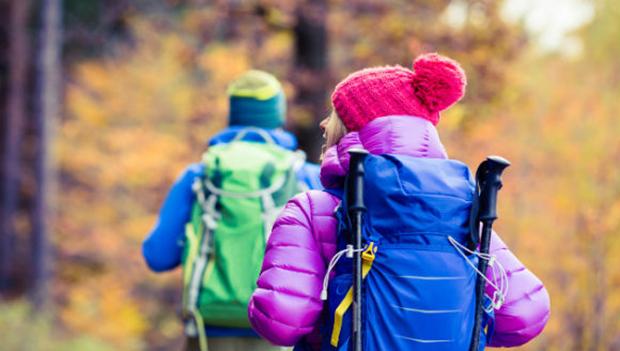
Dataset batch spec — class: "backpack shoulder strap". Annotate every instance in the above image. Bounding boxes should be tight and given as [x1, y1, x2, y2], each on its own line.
[230, 127, 276, 145]
[468, 175, 481, 250]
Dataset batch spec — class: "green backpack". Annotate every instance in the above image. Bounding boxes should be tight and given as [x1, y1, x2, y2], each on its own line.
[181, 128, 305, 346]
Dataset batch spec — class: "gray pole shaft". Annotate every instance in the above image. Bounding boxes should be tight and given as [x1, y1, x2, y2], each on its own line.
[469, 223, 494, 351]
[352, 210, 363, 351]
[348, 149, 368, 351]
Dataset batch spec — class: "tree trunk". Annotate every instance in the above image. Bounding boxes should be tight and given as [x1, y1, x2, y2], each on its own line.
[0, 0, 30, 295]
[292, 0, 328, 163]
[31, 0, 61, 309]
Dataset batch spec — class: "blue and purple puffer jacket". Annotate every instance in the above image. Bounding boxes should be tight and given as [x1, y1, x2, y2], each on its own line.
[248, 116, 551, 349]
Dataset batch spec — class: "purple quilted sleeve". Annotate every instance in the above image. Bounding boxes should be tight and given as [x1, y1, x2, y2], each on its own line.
[248, 191, 337, 346]
[486, 231, 551, 347]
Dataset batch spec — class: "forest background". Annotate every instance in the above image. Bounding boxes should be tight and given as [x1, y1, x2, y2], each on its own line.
[1, 0, 618, 350]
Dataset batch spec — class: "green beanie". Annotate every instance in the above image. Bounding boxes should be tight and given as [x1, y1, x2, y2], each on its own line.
[227, 70, 286, 129]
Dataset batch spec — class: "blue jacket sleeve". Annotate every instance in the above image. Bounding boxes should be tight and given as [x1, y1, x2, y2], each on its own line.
[142, 163, 204, 272]
[297, 162, 323, 190]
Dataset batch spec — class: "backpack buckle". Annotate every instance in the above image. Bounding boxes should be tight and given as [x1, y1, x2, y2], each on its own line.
[362, 242, 377, 262]
[202, 213, 219, 230]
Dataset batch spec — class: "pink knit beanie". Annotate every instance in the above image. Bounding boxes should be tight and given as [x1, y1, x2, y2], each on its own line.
[331, 53, 466, 131]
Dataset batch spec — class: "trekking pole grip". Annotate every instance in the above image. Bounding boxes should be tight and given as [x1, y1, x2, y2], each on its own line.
[348, 149, 369, 213]
[469, 155, 510, 351]
[477, 156, 510, 222]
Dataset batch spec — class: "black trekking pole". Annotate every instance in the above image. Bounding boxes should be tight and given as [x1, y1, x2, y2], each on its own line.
[347, 149, 369, 351]
[469, 156, 510, 351]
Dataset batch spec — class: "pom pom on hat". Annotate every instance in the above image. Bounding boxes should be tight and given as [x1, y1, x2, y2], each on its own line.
[411, 53, 466, 113]
[331, 53, 467, 131]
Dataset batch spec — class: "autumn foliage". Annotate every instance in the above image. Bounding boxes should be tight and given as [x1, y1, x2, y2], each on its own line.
[1, 0, 619, 350]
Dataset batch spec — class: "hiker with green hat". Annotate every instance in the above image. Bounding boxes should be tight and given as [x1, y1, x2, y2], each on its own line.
[143, 70, 321, 351]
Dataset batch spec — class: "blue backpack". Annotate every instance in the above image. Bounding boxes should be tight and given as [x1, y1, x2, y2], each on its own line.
[321, 154, 494, 351]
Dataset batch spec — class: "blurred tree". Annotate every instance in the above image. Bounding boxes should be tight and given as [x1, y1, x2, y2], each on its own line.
[0, 0, 115, 301]
[0, 0, 30, 296]
[444, 2, 620, 350]
[56, 1, 531, 349]
[292, 0, 329, 162]
[0, 0, 131, 302]
[1, 0, 536, 349]
[62, 0, 131, 61]
[31, 0, 62, 309]
[329, 0, 526, 131]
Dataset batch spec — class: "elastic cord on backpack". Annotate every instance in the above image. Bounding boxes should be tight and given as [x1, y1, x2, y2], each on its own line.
[448, 236, 509, 312]
[320, 244, 368, 300]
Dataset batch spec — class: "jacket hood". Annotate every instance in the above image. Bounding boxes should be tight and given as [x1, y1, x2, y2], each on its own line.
[320, 115, 447, 188]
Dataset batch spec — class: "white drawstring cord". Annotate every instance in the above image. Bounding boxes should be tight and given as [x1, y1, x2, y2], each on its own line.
[486, 251, 509, 312]
[448, 236, 509, 312]
[320, 244, 367, 300]
[319, 238, 509, 311]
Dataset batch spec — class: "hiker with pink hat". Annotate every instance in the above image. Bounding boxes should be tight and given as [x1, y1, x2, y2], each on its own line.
[248, 53, 550, 350]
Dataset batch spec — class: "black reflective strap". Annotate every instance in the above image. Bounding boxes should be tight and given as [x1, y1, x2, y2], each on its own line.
[259, 162, 275, 189]
[341, 172, 355, 245]
[212, 156, 223, 188]
[468, 178, 481, 251]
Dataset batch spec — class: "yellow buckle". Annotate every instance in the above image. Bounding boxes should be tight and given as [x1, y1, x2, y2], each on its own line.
[330, 242, 378, 347]
[362, 242, 377, 262]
